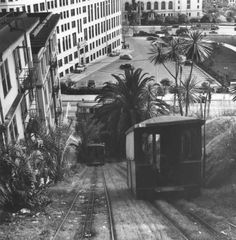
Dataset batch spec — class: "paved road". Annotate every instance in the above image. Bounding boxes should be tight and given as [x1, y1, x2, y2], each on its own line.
[68, 37, 217, 89]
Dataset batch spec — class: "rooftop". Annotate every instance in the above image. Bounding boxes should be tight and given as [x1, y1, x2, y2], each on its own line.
[29, 12, 60, 54]
[0, 12, 60, 58]
[126, 115, 205, 134]
[0, 12, 39, 60]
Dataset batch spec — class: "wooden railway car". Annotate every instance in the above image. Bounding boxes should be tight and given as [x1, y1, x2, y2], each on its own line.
[86, 143, 106, 166]
[126, 116, 205, 199]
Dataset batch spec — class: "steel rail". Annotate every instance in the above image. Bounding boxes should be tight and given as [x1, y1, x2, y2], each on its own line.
[79, 170, 97, 239]
[170, 202, 231, 240]
[51, 167, 88, 240]
[187, 211, 231, 240]
[152, 202, 190, 240]
[102, 167, 117, 240]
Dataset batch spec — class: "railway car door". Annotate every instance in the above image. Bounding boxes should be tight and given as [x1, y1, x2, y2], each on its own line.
[178, 126, 202, 186]
[159, 127, 180, 186]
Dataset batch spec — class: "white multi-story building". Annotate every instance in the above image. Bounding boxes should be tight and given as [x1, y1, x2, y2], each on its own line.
[0, 0, 122, 78]
[122, 0, 203, 19]
[0, 12, 61, 147]
[0, 14, 39, 145]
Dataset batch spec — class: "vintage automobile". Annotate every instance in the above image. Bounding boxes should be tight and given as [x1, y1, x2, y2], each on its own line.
[74, 64, 86, 73]
[120, 54, 133, 60]
[120, 63, 134, 70]
[109, 50, 120, 57]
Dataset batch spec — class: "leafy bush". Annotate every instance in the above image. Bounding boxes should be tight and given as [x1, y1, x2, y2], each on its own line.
[0, 144, 50, 212]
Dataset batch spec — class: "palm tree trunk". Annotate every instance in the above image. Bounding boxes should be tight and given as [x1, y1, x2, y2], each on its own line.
[185, 62, 194, 116]
[175, 62, 183, 116]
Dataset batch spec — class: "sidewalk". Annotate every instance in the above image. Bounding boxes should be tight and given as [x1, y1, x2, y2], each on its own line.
[61, 47, 133, 83]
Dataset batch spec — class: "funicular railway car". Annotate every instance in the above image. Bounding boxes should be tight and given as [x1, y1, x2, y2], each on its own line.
[86, 143, 106, 166]
[126, 116, 205, 199]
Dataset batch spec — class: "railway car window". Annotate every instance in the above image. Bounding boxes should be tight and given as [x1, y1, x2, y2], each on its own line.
[181, 128, 199, 160]
[141, 133, 160, 169]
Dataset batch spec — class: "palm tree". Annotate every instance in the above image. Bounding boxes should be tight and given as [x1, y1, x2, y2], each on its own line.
[150, 30, 213, 116]
[150, 37, 185, 115]
[182, 30, 213, 116]
[94, 68, 169, 155]
[181, 77, 201, 116]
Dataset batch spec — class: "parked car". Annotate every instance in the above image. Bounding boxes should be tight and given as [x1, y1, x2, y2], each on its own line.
[120, 54, 133, 60]
[87, 80, 95, 88]
[146, 36, 157, 41]
[74, 64, 86, 73]
[209, 30, 218, 34]
[109, 50, 120, 57]
[120, 63, 134, 70]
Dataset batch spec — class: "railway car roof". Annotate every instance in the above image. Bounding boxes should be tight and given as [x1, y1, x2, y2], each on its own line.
[126, 116, 205, 134]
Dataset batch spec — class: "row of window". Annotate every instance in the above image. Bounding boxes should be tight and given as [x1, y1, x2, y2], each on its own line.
[87, 0, 120, 23]
[57, 17, 120, 54]
[58, 28, 120, 67]
[124, 0, 200, 11]
[0, 39, 29, 98]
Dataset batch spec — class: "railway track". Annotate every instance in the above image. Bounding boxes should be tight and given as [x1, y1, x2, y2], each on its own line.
[153, 200, 232, 240]
[114, 163, 230, 239]
[52, 166, 116, 240]
[170, 201, 232, 240]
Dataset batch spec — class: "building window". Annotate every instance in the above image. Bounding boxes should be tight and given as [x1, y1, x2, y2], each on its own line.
[161, 1, 165, 9]
[74, 51, 78, 59]
[69, 54, 73, 62]
[33, 4, 39, 12]
[187, 0, 190, 9]
[154, 2, 158, 10]
[40, 2, 45, 11]
[168, 1, 173, 9]
[147, 2, 151, 10]
[72, 32, 77, 46]
[64, 56, 68, 64]
[22, 40, 29, 65]
[13, 48, 22, 75]
[125, 2, 129, 11]
[9, 116, 18, 143]
[0, 59, 11, 97]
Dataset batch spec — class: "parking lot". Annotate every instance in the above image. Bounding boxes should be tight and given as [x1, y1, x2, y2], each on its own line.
[61, 36, 217, 90]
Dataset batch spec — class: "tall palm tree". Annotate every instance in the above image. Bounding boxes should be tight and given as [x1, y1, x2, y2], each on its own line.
[182, 30, 213, 116]
[94, 68, 169, 155]
[150, 37, 185, 115]
[150, 30, 213, 116]
[181, 77, 201, 116]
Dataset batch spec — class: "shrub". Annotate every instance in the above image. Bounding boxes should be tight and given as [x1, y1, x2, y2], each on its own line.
[0, 144, 50, 212]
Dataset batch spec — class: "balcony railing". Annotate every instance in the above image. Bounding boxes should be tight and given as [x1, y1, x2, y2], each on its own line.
[18, 68, 37, 92]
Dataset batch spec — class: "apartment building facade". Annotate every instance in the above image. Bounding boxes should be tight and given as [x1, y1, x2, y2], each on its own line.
[0, 0, 122, 78]
[0, 12, 60, 147]
[122, 0, 203, 19]
[29, 12, 61, 129]
[0, 14, 39, 146]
